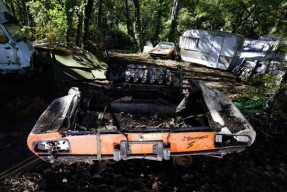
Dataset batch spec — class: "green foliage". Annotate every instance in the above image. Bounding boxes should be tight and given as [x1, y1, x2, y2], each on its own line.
[158, 20, 171, 42]
[177, 8, 194, 33]
[235, 72, 286, 135]
[89, 24, 101, 41]
[65, 0, 76, 42]
[235, 36, 287, 135]
[234, 96, 268, 114]
[7, 0, 287, 46]
[26, 1, 68, 45]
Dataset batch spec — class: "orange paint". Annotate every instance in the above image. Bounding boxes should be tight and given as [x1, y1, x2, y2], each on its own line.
[27, 131, 217, 156]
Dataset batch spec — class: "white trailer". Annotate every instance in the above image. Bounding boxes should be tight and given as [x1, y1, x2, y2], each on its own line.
[179, 29, 244, 70]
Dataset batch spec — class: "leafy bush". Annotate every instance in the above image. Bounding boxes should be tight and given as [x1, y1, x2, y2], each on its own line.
[26, 1, 68, 45]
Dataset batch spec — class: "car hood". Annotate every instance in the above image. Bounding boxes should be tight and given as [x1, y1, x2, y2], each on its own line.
[149, 48, 173, 55]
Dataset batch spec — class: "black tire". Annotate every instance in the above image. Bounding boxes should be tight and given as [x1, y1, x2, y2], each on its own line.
[169, 53, 175, 60]
[172, 156, 193, 168]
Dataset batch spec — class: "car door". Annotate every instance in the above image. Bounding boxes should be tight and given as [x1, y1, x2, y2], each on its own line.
[0, 25, 18, 66]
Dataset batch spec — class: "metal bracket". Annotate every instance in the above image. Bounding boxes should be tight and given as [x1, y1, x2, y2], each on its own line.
[113, 149, 121, 161]
[96, 130, 101, 160]
[163, 148, 170, 160]
[113, 140, 170, 161]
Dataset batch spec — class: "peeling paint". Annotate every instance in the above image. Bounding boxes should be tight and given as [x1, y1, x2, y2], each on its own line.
[0, 1, 37, 76]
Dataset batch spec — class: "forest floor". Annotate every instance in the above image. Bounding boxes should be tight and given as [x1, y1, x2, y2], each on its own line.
[0, 49, 286, 192]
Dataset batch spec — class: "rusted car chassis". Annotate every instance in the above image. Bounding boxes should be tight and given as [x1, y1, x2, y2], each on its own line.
[27, 65, 255, 163]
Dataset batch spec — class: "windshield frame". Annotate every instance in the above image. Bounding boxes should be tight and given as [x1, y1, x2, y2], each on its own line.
[155, 43, 174, 49]
[4, 23, 26, 42]
[0, 26, 9, 44]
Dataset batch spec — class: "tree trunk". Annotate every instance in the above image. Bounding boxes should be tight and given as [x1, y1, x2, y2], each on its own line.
[133, 0, 143, 52]
[14, 0, 24, 25]
[21, 0, 32, 26]
[97, 0, 102, 29]
[154, 0, 162, 41]
[125, 0, 134, 37]
[231, 4, 257, 33]
[19, 0, 27, 25]
[8, 0, 16, 17]
[83, 0, 94, 49]
[168, 0, 181, 42]
[65, 0, 74, 43]
[75, 7, 84, 46]
[26, 1, 33, 26]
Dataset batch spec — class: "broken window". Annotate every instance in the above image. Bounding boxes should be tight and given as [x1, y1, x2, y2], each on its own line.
[0, 27, 8, 44]
[155, 43, 174, 49]
[4, 23, 26, 42]
[180, 36, 199, 50]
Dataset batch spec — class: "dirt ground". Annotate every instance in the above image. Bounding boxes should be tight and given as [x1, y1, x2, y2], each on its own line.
[0, 50, 286, 192]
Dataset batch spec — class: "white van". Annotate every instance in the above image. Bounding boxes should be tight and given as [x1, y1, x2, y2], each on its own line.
[179, 29, 244, 70]
[0, 0, 38, 76]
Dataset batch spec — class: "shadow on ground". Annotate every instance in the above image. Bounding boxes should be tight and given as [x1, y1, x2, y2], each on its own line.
[0, 50, 286, 191]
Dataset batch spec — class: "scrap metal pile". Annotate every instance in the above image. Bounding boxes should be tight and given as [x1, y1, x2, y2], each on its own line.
[233, 37, 287, 84]
[109, 64, 179, 86]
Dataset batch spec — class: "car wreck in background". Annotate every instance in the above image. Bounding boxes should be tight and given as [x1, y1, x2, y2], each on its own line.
[148, 42, 178, 59]
[179, 29, 244, 70]
[27, 64, 255, 166]
[0, 0, 40, 77]
[233, 36, 287, 84]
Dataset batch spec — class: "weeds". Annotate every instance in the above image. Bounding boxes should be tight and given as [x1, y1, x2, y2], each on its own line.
[235, 72, 287, 135]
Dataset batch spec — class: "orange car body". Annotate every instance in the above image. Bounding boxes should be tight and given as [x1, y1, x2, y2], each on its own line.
[148, 42, 175, 58]
[27, 78, 255, 163]
[28, 128, 218, 161]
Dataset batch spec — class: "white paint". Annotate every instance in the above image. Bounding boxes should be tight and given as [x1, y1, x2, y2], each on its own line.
[192, 80, 256, 145]
[0, 28, 36, 74]
[179, 29, 244, 70]
[208, 36, 224, 68]
[0, 0, 9, 23]
[219, 127, 232, 134]
[143, 46, 153, 53]
[0, 1, 37, 75]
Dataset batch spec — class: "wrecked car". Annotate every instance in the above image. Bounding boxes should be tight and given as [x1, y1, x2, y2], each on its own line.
[148, 42, 177, 59]
[233, 37, 287, 84]
[0, 0, 40, 77]
[27, 64, 255, 166]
